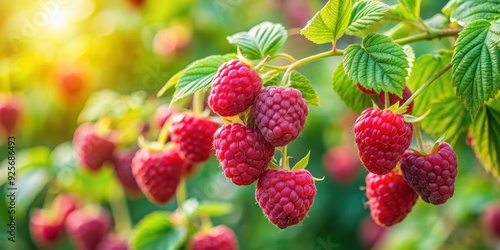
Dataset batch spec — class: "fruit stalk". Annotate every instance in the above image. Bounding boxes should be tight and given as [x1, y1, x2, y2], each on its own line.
[394, 28, 462, 46]
[281, 49, 344, 85]
[176, 178, 187, 208]
[109, 187, 132, 236]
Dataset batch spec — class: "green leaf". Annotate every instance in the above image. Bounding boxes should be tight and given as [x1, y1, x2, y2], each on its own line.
[157, 69, 186, 97]
[332, 63, 375, 113]
[385, 4, 418, 22]
[408, 53, 469, 146]
[346, 1, 390, 34]
[172, 54, 236, 104]
[451, 0, 500, 26]
[301, 0, 353, 44]
[442, 0, 458, 17]
[343, 33, 409, 95]
[470, 99, 500, 180]
[227, 22, 287, 59]
[452, 19, 500, 118]
[195, 202, 233, 217]
[132, 212, 187, 250]
[291, 151, 310, 171]
[264, 72, 320, 106]
[400, 0, 421, 19]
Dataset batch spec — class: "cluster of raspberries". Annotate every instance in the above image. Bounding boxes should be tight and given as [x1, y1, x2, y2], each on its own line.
[209, 59, 316, 229]
[354, 106, 458, 227]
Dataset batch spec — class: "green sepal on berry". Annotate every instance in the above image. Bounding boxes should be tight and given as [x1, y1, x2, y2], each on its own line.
[291, 151, 310, 171]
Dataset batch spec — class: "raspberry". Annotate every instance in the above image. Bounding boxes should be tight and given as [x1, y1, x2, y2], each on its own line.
[482, 202, 500, 237]
[365, 171, 418, 227]
[96, 235, 129, 250]
[322, 144, 360, 185]
[29, 209, 65, 247]
[52, 193, 79, 221]
[354, 108, 413, 175]
[131, 148, 184, 204]
[189, 225, 239, 250]
[170, 113, 219, 163]
[73, 123, 116, 172]
[255, 169, 316, 229]
[65, 207, 112, 250]
[112, 149, 142, 196]
[356, 83, 377, 95]
[209, 59, 262, 116]
[377, 86, 414, 114]
[253, 86, 308, 147]
[214, 123, 275, 185]
[401, 142, 458, 205]
[0, 95, 22, 136]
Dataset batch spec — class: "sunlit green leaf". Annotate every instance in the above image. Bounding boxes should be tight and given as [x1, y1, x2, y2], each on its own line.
[227, 22, 287, 59]
[332, 63, 375, 113]
[343, 33, 409, 95]
[451, 0, 500, 26]
[452, 19, 500, 118]
[301, 0, 353, 44]
[132, 212, 187, 250]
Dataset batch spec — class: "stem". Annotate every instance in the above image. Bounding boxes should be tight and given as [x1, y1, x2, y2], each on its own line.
[400, 63, 453, 109]
[263, 64, 288, 71]
[384, 92, 389, 109]
[176, 178, 187, 208]
[192, 91, 204, 116]
[281, 49, 344, 84]
[281, 145, 290, 170]
[109, 187, 132, 236]
[393, 28, 461, 46]
[414, 123, 425, 152]
[157, 119, 171, 145]
[417, 17, 432, 34]
[274, 53, 297, 63]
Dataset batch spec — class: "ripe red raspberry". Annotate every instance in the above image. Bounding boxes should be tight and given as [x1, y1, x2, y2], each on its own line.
[96, 235, 129, 250]
[189, 225, 239, 250]
[354, 108, 413, 175]
[253, 86, 308, 147]
[482, 202, 500, 237]
[401, 142, 458, 205]
[29, 209, 65, 247]
[170, 113, 219, 163]
[112, 149, 142, 196]
[0, 95, 22, 136]
[73, 123, 116, 172]
[131, 148, 184, 204]
[65, 207, 112, 250]
[209, 59, 262, 116]
[365, 171, 418, 227]
[214, 123, 275, 185]
[356, 83, 377, 95]
[322, 144, 360, 185]
[377, 86, 414, 114]
[255, 169, 316, 229]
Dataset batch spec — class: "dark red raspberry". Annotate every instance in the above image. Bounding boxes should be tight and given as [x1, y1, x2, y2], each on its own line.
[356, 83, 377, 95]
[189, 225, 239, 250]
[354, 108, 413, 175]
[112, 149, 142, 196]
[401, 142, 458, 205]
[214, 123, 275, 185]
[322, 144, 360, 185]
[209, 59, 262, 116]
[170, 113, 219, 163]
[253, 86, 308, 147]
[365, 171, 418, 227]
[131, 148, 184, 204]
[73, 123, 116, 172]
[482, 202, 500, 237]
[377, 86, 414, 114]
[0, 94, 22, 136]
[95, 235, 129, 250]
[65, 207, 112, 250]
[30, 209, 65, 247]
[255, 169, 316, 229]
